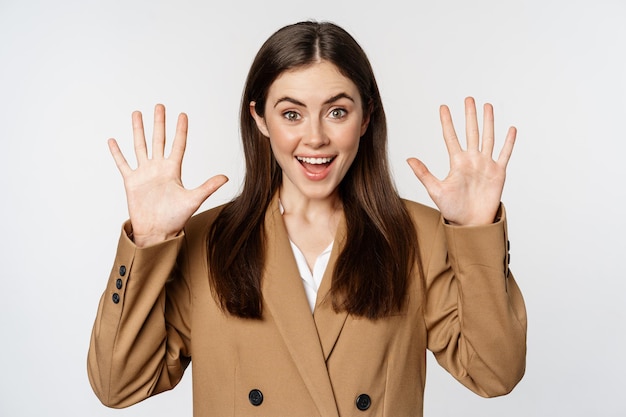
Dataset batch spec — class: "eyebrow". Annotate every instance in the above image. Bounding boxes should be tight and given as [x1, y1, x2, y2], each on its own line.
[273, 92, 355, 108]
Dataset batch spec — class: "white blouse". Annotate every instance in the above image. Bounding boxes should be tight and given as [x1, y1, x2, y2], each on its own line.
[288, 240, 333, 312]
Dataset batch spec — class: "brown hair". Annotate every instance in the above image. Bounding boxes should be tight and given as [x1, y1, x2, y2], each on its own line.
[208, 21, 419, 319]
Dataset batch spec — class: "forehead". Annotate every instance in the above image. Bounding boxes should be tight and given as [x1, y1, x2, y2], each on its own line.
[268, 61, 361, 104]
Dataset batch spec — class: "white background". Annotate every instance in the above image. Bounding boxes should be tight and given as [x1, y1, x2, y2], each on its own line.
[1, 0, 624, 415]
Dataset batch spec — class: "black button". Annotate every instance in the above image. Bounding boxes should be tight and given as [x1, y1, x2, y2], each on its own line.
[507, 240, 511, 251]
[355, 394, 371, 411]
[119, 265, 127, 276]
[116, 279, 123, 290]
[112, 293, 120, 304]
[248, 389, 263, 406]
[507, 253, 511, 264]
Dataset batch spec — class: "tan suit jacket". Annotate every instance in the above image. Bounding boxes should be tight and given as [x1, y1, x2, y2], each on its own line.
[88, 196, 526, 416]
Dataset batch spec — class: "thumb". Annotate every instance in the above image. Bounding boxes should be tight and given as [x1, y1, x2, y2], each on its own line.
[191, 174, 229, 204]
[407, 158, 438, 192]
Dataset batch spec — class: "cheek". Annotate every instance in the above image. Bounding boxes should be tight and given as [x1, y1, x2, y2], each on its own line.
[267, 122, 304, 150]
[268, 129, 295, 152]
[334, 123, 362, 152]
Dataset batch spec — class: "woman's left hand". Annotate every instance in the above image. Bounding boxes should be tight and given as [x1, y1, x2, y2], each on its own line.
[407, 97, 516, 226]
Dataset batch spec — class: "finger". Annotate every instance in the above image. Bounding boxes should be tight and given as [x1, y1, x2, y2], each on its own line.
[107, 138, 132, 177]
[191, 175, 229, 205]
[439, 104, 462, 157]
[407, 158, 441, 195]
[496, 126, 517, 168]
[152, 103, 166, 159]
[132, 110, 148, 164]
[481, 103, 495, 156]
[169, 112, 189, 162]
[464, 96, 480, 151]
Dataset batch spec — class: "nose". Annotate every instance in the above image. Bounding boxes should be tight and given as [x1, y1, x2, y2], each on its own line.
[303, 118, 329, 148]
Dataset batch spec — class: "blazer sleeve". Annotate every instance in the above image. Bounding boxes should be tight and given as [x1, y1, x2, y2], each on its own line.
[423, 204, 527, 397]
[87, 221, 192, 408]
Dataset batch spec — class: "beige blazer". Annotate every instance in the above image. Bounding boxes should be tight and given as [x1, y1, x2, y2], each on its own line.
[88, 196, 526, 417]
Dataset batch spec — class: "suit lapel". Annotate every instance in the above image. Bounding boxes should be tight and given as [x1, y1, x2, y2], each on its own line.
[262, 197, 340, 417]
[313, 217, 349, 360]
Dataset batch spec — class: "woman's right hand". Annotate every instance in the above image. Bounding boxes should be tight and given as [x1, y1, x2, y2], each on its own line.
[108, 104, 228, 248]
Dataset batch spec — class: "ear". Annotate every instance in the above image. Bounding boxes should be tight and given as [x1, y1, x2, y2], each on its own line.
[360, 106, 371, 137]
[250, 101, 270, 138]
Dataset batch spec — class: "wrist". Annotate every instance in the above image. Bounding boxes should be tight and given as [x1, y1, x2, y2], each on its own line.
[125, 224, 180, 248]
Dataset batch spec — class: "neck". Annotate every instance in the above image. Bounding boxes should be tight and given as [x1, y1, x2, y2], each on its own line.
[278, 185, 341, 268]
[278, 186, 342, 221]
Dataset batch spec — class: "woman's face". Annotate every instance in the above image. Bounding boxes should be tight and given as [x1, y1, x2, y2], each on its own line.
[251, 60, 369, 204]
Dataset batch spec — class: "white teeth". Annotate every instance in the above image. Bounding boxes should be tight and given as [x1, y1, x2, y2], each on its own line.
[296, 156, 334, 164]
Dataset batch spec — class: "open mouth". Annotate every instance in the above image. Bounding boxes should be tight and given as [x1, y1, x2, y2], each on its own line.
[296, 156, 335, 165]
[296, 156, 335, 175]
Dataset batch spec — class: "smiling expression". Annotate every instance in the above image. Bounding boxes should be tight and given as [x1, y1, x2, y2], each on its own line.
[251, 60, 370, 204]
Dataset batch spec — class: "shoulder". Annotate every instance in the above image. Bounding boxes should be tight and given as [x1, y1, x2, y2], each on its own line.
[402, 199, 439, 218]
[401, 199, 441, 229]
[400, 199, 446, 255]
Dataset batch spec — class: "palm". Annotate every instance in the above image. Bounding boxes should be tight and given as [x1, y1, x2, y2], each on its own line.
[408, 97, 516, 226]
[108, 104, 228, 247]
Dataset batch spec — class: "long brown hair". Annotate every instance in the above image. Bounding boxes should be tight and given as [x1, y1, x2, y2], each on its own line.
[208, 21, 419, 319]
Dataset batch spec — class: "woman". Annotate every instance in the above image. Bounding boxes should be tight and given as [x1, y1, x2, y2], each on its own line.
[88, 21, 526, 416]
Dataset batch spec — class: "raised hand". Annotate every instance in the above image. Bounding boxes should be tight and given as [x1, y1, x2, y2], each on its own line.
[108, 104, 228, 247]
[407, 97, 516, 226]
